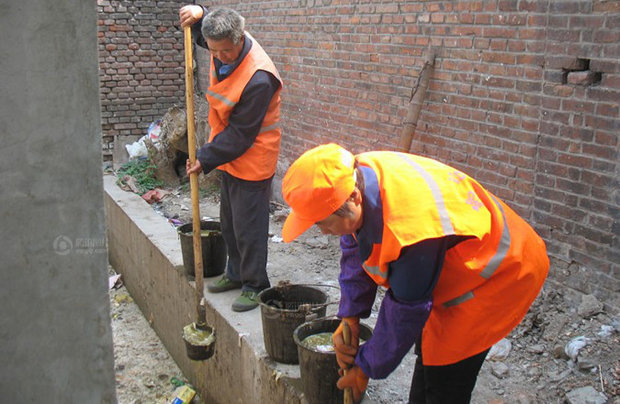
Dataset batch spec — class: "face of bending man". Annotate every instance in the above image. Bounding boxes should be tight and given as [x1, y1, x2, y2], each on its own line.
[315, 188, 364, 236]
[206, 36, 244, 65]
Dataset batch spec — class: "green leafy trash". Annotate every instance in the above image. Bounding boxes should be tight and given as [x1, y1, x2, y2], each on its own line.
[116, 158, 163, 194]
[170, 376, 185, 388]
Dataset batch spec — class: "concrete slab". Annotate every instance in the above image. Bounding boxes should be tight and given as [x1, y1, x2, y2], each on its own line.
[104, 175, 307, 403]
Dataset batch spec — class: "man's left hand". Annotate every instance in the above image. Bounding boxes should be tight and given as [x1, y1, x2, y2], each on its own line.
[336, 366, 369, 403]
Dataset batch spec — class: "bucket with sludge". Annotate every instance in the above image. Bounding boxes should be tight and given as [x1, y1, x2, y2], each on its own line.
[257, 283, 328, 364]
[178, 219, 227, 277]
[293, 318, 373, 404]
[182, 322, 216, 361]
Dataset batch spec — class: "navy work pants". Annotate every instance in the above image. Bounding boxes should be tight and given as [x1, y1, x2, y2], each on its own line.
[219, 171, 271, 292]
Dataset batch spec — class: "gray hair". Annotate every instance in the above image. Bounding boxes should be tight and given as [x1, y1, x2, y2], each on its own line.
[333, 165, 365, 218]
[201, 7, 245, 45]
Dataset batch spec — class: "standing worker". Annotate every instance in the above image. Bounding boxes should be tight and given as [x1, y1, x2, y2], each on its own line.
[180, 5, 282, 312]
[281, 143, 549, 403]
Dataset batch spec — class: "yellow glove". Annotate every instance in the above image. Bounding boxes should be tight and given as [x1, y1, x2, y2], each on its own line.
[337, 365, 369, 403]
[332, 317, 360, 369]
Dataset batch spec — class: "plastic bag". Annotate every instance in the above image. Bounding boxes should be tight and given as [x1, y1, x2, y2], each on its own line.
[564, 336, 590, 361]
[125, 120, 162, 159]
[147, 119, 161, 143]
[487, 338, 512, 361]
[125, 136, 148, 159]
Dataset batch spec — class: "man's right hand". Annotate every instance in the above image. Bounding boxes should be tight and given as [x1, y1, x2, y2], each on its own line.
[186, 159, 202, 176]
[179, 5, 204, 28]
[333, 317, 360, 369]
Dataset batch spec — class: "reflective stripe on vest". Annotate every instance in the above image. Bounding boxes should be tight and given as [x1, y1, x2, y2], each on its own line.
[397, 154, 455, 235]
[480, 195, 511, 279]
[442, 195, 512, 308]
[443, 291, 474, 307]
[259, 122, 279, 134]
[362, 264, 386, 278]
[205, 89, 236, 108]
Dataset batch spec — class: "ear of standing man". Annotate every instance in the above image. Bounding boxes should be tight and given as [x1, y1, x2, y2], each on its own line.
[180, 5, 282, 312]
[282, 144, 549, 403]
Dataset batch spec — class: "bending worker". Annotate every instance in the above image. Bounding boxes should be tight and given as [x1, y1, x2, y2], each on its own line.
[181, 5, 282, 311]
[281, 143, 549, 403]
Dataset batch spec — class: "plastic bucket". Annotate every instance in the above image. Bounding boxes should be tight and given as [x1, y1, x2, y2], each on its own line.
[257, 284, 328, 364]
[293, 318, 373, 404]
[177, 220, 227, 278]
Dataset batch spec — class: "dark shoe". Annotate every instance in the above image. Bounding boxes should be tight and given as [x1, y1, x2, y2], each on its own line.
[232, 290, 259, 312]
[207, 276, 242, 293]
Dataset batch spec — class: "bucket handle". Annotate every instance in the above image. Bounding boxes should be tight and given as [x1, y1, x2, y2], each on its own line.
[287, 282, 340, 322]
[299, 300, 339, 322]
[273, 280, 341, 292]
[301, 314, 345, 324]
[262, 281, 341, 321]
[295, 282, 340, 291]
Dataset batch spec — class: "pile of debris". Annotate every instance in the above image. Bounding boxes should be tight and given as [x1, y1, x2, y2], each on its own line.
[482, 285, 619, 403]
[117, 96, 219, 206]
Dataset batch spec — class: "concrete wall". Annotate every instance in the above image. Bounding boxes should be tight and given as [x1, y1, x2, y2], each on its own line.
[104, 176, 303, 404]
[0, 1, 116, 402]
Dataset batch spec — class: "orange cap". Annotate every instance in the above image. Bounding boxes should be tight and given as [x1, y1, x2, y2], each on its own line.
[281, 144, 356, 242]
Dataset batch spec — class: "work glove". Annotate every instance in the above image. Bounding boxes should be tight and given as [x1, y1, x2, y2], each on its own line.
[333, 317, 360, 369]
[337, 365, 369, 403]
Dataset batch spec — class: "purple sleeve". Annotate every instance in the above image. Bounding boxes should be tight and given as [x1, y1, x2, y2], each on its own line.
[337, 235, 377, 319]
[355, 290, 432, 379]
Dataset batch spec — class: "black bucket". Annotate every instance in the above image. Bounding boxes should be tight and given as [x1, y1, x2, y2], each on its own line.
[257, 284, 328, 364]
[182, 322, 216, 361]
[178, 220, 227, 277]
[293, 318, 373, 404]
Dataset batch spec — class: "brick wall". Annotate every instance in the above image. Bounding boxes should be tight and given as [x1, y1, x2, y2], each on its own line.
[100, 1, 619, 309]
[97, 0, 186, 160]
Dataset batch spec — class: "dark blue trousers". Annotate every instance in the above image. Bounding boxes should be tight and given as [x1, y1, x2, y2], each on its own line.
[219, 171, 271, 292]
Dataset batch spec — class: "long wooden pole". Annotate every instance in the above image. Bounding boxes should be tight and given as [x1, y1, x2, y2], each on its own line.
[183, 26, 205, 327]
[398, 48, 436, 153]
[343, 321, 354, 404]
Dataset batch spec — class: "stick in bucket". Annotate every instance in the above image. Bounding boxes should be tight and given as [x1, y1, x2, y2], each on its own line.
[181, 25, 215, 361]
[343, 321, 353, 404]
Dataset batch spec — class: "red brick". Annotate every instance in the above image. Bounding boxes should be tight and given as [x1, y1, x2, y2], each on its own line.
[590, 59, 620, 73]
[417, 13, 430, 23]
[546, 56, 589, 70]
[587, 87, 620, 102]
[594, 30, 620, 43]
[593, 0, 620, 12]
[596, 103, 619, 117]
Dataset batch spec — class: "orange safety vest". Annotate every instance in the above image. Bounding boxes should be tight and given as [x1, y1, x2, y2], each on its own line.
[356, 152, 549, 366]
[205, 33, 282, 181]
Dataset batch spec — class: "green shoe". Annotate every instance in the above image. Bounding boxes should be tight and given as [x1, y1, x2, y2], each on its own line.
[232, 290, 259, 312]
[207, 276, 242, 293]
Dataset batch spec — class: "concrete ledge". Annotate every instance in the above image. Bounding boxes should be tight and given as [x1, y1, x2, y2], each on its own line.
[104, 175, 305, 403]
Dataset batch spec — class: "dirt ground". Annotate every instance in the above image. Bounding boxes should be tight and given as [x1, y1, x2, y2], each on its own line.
[109, 265, 198, 404]
[111, 179, 619, 404]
